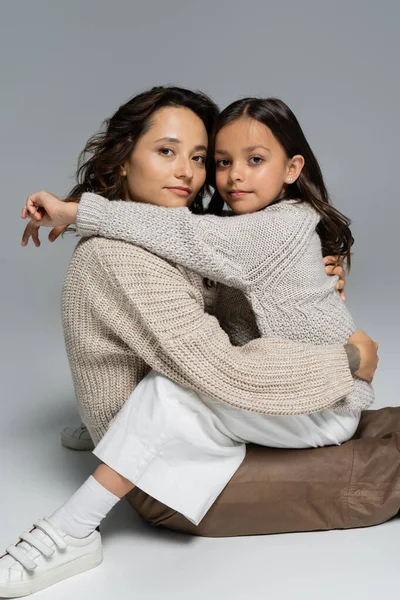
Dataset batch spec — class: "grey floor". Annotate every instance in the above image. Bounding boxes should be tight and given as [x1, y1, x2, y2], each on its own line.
[1, 273, 399, 600]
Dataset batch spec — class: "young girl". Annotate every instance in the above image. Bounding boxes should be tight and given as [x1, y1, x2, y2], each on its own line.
[5, 94, 375, 598]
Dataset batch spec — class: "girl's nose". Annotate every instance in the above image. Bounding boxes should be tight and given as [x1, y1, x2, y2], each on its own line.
[229, 163, 245, 181]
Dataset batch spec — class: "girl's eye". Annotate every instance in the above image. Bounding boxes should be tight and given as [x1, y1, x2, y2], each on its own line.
[193, 155, 206, 165]
[216, 159, 230, 168]
[159, 147, 174, 157]
[249, 156, 263, 165]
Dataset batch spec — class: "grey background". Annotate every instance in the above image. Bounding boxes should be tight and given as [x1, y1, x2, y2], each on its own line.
[1, 1, 399, 598]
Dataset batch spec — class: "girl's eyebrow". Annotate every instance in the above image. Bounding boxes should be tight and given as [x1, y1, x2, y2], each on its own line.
[245, 145, 271, 153]
[155, 137, 207, 152]
[215, 145, 271, 155]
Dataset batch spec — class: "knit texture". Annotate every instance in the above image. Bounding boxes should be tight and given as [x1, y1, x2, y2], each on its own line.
[62, 237, 355, 444]
[76, 193, 374, 414]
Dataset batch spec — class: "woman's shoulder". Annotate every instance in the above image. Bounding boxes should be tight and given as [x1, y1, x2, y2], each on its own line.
[71, 237, 184, 276]
[66, 237, 209, 304]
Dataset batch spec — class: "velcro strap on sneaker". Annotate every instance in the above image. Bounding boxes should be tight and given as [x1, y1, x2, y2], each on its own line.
[6, 545, 37, 571]
[33, 519, 67, 550]
[19, 532, 55, 557]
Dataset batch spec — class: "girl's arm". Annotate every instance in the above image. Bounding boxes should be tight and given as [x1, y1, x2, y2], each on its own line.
[76, 193, 315, 291]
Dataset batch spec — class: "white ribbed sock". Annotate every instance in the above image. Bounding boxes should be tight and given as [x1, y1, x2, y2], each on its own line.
[48, 475, 120, 538]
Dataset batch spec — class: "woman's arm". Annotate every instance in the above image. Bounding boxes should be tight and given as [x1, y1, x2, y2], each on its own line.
[73, 237, 355, 416]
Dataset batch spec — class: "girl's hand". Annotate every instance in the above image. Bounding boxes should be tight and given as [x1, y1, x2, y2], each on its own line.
[324, 255, 346, 301]
[21, 191, 78, 247]
[21, 191, 78, 228]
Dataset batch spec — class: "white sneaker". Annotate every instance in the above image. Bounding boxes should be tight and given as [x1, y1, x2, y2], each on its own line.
[0, 518, 102, 597]
[61, 424, 94, 451]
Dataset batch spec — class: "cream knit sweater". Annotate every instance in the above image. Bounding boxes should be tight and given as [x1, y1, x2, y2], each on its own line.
[74, 193, 374, 417]
[62, 234, 354, 444]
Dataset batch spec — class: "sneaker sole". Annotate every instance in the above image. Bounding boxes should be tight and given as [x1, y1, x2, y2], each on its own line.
[0, 546, 103, 597]
[60, 433, 95, 452]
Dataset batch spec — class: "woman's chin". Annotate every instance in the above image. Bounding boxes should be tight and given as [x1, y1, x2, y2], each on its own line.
[147, 197, 190, 209]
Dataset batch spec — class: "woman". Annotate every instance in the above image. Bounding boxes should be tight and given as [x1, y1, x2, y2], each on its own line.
[3, 86, 376, 598]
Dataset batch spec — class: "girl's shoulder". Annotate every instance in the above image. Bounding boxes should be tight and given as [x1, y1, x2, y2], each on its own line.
[261, 199, 320, 224]
[210, 200, 320, 236]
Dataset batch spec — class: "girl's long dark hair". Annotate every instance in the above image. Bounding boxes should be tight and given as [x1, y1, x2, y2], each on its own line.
[207, 97, 354, 268]
[65, 85, 219, 215]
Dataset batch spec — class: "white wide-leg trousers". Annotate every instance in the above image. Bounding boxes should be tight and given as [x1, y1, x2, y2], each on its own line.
[94, 370, 360, 525]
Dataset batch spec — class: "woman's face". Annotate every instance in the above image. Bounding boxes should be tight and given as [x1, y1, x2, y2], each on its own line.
[121, 106, 208, 207]
[214, 116, 303, 214]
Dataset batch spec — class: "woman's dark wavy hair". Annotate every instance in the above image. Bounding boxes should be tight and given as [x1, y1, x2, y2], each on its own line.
[65, 85, 219, 215]
[207, 97, 354, 268]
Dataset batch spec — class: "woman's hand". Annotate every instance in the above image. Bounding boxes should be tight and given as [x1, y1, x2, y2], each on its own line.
[21, 219, 69, 247]
[324, 255, 346, 301]
[347, 330, 379, 383]
[21, 191, 78, 247]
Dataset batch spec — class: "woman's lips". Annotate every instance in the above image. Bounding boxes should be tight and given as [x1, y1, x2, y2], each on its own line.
[166, 187, 191, 197]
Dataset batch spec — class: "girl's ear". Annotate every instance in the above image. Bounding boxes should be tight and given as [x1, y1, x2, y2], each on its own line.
[285, 155, 305, 184]
[119, 164, 127, 177]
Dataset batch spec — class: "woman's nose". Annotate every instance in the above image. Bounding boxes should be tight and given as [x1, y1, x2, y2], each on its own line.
[175, 158, 193, 179]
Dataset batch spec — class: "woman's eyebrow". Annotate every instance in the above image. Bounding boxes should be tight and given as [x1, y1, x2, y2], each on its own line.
[155, 137, 207, 152]
[155, 136, 181, 144]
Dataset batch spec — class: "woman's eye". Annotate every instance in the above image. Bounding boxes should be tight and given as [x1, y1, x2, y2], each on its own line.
[216, 159, 230, 167]
[193, 155, 206, 165]
[159, 148, 174, 157]
[249, 156, 263, 165]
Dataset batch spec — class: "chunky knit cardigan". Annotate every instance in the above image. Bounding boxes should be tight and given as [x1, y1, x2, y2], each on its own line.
[62, 235, 355, 444]
[74, 193, 373, 416]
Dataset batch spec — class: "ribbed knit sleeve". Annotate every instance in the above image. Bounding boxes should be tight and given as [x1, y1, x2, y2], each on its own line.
[69, 238, 354, 417]
[76, 193, 315, 291]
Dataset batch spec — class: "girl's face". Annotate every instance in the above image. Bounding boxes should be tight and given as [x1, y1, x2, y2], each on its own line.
[214, 117, 304, 214]
[121, 106, 208, 207]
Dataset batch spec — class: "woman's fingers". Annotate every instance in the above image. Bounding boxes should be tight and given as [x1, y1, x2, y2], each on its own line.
[21, 219, 67, 247]
[21, 223, 32, 246]
[336, 278, 345, 291]
[21, 220, 40, 247]
[323, 255, 341, 265]
[32, 225, 41, 247]
[324, 255, 346, 301]
[326, 265, 344, 277]
[48, 224, 68, 242]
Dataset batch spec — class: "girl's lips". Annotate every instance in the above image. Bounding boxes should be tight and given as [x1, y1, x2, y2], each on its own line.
[166, 187, 191, 197]
[228, 191, 253, 197]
